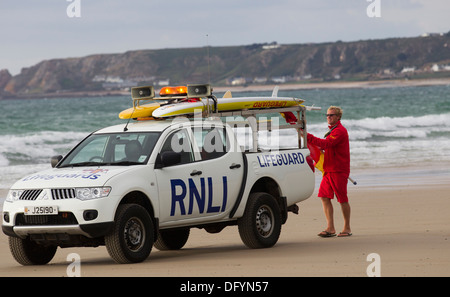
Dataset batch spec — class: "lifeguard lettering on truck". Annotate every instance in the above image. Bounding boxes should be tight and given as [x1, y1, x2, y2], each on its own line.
[2, 84, 316, 265]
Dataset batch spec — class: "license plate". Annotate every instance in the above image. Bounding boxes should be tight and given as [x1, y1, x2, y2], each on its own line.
[24, 206, 58, 216]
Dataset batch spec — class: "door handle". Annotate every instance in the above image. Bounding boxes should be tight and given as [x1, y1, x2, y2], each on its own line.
[190, 170, 203, 176]
[229, 163, 241, 169]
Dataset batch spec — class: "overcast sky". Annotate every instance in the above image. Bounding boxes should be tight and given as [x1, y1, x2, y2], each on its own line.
[1, 0, 449, 75]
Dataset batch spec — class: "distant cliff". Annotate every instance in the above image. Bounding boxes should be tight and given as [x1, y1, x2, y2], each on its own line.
[2, 33, 450, 99]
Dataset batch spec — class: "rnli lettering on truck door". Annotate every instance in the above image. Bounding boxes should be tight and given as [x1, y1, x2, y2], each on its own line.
[170, 176, 228, 216]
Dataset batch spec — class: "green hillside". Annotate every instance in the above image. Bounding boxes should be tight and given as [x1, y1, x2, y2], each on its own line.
[1, 32, 450, 98]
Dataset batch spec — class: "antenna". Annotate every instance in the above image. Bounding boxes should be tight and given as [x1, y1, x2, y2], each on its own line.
[123, 109, 134, 131]
[206, 34, 211, 84]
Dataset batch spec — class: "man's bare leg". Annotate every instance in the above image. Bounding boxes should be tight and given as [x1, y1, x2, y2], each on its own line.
[318, 197, 336, 236]
[339, 202, 352, 236]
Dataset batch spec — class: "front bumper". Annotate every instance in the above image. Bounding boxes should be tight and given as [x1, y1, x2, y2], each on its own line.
[2, 221, 114, 239]
[2, 192, 119, 239]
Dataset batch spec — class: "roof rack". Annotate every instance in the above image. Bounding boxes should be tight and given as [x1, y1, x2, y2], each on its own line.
[210, 105, 312, 152]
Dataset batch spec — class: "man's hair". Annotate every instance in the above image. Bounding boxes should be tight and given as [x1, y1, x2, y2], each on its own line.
[328, 106, 343, 118]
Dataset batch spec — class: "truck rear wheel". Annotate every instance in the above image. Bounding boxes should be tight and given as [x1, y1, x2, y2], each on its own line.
[9, 237, 57, 265]
[105, 204, 154, 264]
[238, 192, 281, 249]
[154, 228, 190, 250]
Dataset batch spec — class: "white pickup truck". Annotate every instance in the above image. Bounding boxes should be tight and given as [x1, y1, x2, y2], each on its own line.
[2, 86, 316, 265]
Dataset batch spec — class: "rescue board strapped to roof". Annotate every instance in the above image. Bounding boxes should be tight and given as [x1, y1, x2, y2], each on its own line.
[118, 84, 305, 119]
[118, 83, 322, 154]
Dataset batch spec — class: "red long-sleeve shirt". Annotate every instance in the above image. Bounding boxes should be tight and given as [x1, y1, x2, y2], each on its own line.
[307, 121, 350, 174]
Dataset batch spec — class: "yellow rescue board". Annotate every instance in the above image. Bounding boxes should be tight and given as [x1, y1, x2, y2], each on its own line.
[118, 102, 160, 119]
[152, 97, 304, 118]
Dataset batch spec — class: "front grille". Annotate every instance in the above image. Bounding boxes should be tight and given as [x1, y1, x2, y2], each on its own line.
[15, 212, 78, 226]
[17, 189, 77, 201]
[19, 189, 43, 201]
[51, 188, 76, 200]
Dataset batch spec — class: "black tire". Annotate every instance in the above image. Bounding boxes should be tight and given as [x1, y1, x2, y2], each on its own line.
[105, 204, 154, 264]
[238, 192, 282, 249]
[9, 236, 57, 265]
[154, 228, 190, 250]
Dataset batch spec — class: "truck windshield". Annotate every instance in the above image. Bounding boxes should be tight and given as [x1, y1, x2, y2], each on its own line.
[58, 132, 161, 167]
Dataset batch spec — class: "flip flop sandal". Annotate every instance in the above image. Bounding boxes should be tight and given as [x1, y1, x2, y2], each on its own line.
[318, 231, 336, 237]
[337, 232, 352, 237]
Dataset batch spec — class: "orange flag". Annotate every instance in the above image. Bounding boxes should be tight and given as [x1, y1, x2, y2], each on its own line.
[307, 142, 324, 174]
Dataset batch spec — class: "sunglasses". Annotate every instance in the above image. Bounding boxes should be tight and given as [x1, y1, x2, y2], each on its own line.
[326, 114, 337, 117]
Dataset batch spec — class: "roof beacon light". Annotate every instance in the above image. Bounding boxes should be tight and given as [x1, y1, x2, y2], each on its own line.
[159, 86, 188, 97]
[175, 86, 188, 95]
[187, 84, 212, 98]
[131, 86, 155, 100]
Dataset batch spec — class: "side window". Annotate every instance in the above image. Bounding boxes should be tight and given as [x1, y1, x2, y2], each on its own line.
[160, 129, 194, 165]
[193, 127, 227, 161]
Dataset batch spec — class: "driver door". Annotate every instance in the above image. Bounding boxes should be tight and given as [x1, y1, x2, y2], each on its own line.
[155, 128, 205, 226]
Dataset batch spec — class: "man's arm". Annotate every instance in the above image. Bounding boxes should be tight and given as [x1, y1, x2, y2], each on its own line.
[307, 129, 345, 150]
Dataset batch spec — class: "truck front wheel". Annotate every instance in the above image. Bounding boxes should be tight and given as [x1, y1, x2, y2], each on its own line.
[238, 192, 282, 249]
[9, 237, 57, 265]
[105, 204, 154, 264]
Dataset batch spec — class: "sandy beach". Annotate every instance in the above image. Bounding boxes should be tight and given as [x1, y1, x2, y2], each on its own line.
[6, 77, 450, 99]
[0, 162, 449, 278]
[213, 77, 450, 93]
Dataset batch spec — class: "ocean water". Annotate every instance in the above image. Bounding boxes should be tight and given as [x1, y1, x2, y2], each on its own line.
[1, 84, 450, 190]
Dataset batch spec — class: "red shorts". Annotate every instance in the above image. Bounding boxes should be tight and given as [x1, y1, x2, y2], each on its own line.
[318, 172, 349, 203]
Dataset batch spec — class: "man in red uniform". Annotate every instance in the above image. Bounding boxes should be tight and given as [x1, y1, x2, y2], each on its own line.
[307, 106, 352, 237]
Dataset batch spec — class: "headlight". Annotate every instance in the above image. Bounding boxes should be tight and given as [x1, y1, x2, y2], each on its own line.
[75, 187, 111, 201]
[6, 190, 23, 202]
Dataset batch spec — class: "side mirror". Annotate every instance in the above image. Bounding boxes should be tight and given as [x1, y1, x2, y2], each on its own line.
[51, 155, 63, 168]
[155, 151, 181, 169]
